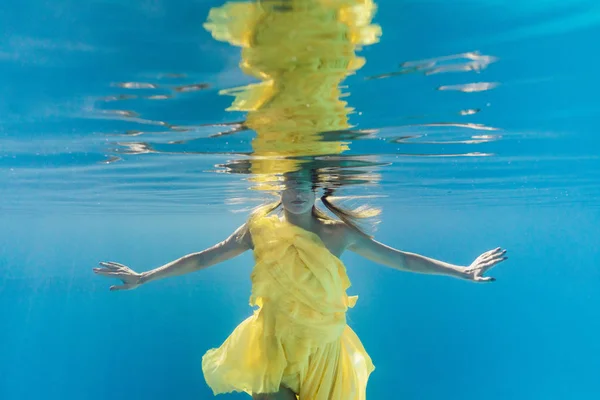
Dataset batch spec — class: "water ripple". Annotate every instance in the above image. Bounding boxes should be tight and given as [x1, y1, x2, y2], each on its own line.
[437, 82, 500, 92]
[112, 82, 158, 90]
[366, 51, 498, 80]
[3, 0, 597, 212]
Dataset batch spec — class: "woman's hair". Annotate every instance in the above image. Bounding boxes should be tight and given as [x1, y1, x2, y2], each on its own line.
[250, 187, 380, 237]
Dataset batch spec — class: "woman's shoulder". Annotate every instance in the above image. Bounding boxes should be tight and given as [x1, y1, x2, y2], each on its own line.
[317, 218, 354, 242]
[319, 217, 375, 249]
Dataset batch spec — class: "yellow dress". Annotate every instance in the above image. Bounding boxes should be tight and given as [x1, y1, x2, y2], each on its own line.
[202, 214, 375, 399]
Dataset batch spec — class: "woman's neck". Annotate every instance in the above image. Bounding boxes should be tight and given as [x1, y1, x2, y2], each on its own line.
[283, 208, 317, 232]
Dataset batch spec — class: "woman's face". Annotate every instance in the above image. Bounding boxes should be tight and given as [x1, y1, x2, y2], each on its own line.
[281, 181, 315, 215]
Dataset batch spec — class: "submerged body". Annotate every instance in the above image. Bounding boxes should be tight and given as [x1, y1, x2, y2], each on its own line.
[94, 183, 507, 399]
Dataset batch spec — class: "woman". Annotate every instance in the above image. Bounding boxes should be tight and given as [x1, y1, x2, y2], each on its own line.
[94, 181, 508, 400]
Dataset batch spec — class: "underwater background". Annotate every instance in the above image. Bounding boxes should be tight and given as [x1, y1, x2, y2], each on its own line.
[1, 0, 599, 399]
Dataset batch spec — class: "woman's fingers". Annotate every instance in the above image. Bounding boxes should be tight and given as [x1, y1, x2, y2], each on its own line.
[468, 248, 508, 281]
[481, 248, 505, 261]
[481, 256, 508, 270]
[94, 262, 138, 291]
[473, 248, 502, 265]
[99, 261, 128, 270]
[480, 247, 501, 258]
[93, 269, 122, 277]
[475, 249, 507, 269]
[471, 256, 507, 282]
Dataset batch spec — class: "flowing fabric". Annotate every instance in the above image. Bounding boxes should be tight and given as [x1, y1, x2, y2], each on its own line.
[202, 214, 374, 399]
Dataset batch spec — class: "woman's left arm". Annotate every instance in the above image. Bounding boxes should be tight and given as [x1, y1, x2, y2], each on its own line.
[345, 229, 507, 282]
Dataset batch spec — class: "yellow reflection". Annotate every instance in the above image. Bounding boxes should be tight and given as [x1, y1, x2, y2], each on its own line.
[204, 0, 381, 190]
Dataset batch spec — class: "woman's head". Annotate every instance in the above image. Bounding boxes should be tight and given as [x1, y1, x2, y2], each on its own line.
[281, 179, 316, 215]
[250, 169, 380, 237]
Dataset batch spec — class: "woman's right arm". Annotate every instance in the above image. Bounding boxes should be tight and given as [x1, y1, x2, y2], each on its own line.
[93, 223, 253, 291]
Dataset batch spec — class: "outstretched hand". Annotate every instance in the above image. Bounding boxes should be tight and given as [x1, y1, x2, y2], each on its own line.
[93, 261, 143, 291]
[464, 247, 508, 282]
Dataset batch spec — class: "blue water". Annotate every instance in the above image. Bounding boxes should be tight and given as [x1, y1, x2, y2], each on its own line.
[1, 1, 600, 399]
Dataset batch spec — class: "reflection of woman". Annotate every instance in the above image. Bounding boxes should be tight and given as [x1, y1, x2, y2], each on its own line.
[94, 180, 507, 400]
[203, 0, 382, 190]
